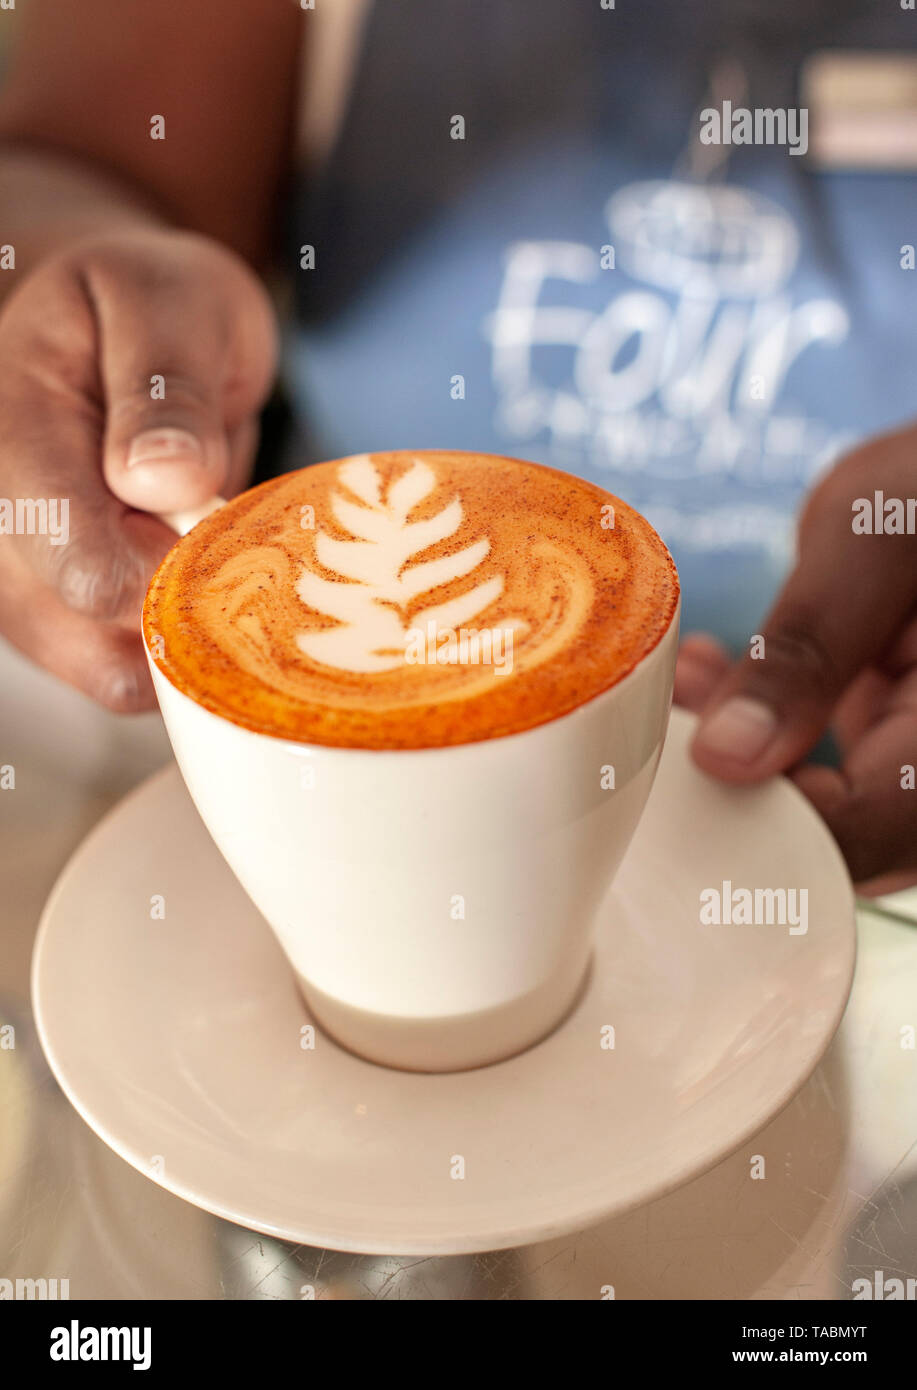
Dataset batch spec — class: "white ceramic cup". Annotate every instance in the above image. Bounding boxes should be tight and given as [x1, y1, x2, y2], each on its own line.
[146, 501, 679, 1072]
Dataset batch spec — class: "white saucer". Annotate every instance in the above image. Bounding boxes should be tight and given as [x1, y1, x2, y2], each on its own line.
[31, 708, 856, 1255]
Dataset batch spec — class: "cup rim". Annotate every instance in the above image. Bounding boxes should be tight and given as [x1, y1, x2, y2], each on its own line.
[143, 450, 680, 756]
[144, 596, 681, 759]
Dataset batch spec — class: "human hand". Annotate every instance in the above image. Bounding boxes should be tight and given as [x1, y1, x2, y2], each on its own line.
[0, 227, 277, 710]
[675, 427, 917, 894]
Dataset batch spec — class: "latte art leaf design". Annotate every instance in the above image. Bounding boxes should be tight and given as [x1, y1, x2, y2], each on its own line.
[295, 456, 516, 673]
[144, 449, 678, 748]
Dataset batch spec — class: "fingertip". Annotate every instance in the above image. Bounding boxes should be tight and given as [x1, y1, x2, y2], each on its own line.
[856, 868, 917, 897]
[105, 428, 228, 513]
[90, 663, 158, 715]
[679, 631, 730, 661]
[789, 763, 848, 816]
[690, 695, 781, 779]
[81, 639, 158, 714]
[675, 632, 733, 711]
[48, 509, 175, 624]
[675, 651, 728, 711]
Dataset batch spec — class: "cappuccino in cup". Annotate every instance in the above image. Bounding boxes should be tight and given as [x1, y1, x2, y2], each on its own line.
[144, 450, 679, 1071]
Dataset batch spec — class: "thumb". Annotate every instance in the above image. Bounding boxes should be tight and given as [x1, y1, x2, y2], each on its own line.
[111, 423, 228, 516]
[90, 241, 276, 515]
[690, 460, 917, 782]
[103, 368, 231, 517]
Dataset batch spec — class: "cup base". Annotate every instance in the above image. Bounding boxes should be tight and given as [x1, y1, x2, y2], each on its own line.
[296, 951, 593, 1073]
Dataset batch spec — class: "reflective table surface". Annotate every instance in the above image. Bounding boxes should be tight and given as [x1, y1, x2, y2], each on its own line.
[2, 634, 917, 1300]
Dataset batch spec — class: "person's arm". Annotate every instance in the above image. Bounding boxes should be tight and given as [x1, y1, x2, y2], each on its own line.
[0, 1, 302, 710]
[0, 0, 303, 294]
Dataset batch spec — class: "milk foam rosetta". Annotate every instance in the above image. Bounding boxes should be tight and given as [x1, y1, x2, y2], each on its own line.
[143, 450, 679, 749]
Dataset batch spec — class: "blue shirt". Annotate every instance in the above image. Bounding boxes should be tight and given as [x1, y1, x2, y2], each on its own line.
[283, 0, 916, 642]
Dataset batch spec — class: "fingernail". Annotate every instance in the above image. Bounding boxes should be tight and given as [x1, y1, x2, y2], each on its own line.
[126, 428, 202, 468]
[695, 696, 779, 763]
